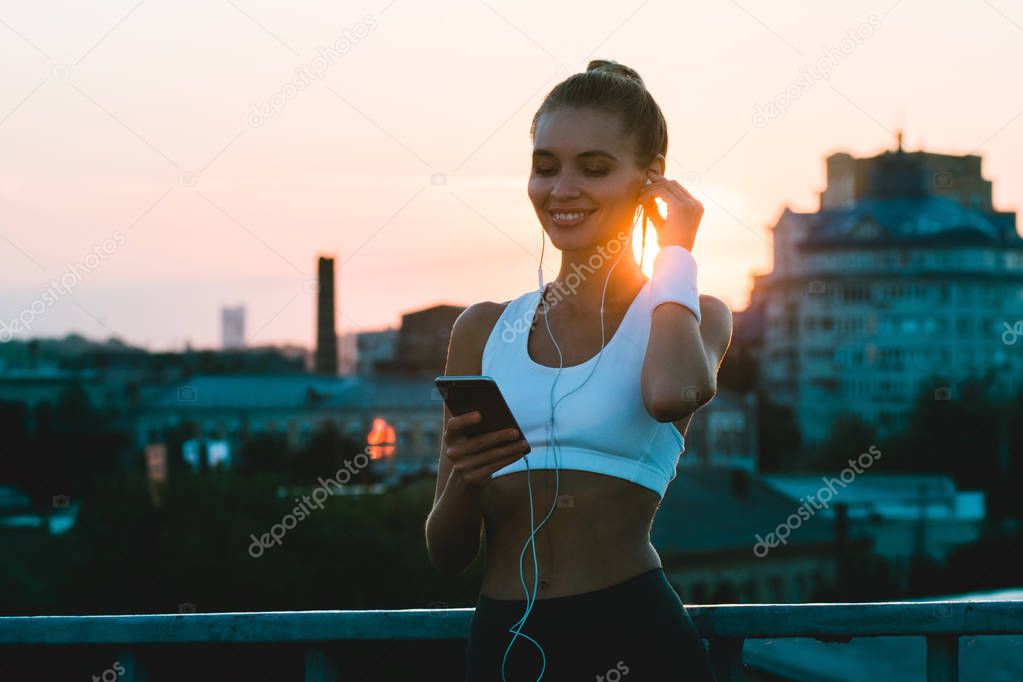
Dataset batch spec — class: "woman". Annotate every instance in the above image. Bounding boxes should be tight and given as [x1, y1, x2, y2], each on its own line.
[426, 60, 732, 681]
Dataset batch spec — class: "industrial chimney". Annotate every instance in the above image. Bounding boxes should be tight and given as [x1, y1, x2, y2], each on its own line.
[315, 255, 338, 375]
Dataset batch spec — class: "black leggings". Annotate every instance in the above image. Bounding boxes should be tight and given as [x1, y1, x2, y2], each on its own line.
[464, 567, 717, 682]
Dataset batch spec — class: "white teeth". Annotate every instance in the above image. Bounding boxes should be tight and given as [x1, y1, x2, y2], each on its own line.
[552, 212, 588, 220]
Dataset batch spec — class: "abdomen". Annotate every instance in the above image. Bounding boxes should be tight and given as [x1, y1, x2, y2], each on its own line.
[480, 469, 663, 599]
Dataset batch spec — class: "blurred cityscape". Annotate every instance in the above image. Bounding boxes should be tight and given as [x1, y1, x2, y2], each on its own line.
[2, 140, 1023, 678]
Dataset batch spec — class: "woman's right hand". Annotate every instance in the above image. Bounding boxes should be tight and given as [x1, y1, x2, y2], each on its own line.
[442, 411, 530, 491]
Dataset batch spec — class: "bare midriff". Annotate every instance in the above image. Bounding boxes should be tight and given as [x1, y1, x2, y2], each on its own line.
[472, 290, 696, 600]
[479, 468, 666, 600]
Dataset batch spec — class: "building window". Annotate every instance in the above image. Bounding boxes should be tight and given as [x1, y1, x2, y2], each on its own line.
[842, 285, 870, 303]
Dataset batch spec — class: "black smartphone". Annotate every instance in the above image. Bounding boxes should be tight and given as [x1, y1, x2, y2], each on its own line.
[434, 375, 530, 452]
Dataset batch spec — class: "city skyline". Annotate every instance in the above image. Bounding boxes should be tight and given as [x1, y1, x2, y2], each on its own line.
[3, 0, 1022, 350]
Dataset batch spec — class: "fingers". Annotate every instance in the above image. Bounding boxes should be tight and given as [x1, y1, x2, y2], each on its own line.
[446, 425, 523, 461]
[460, 456, 524, 486]
[639, 176, 692, 206]
[454, 439, 531, 486]
[650, 169, 699, 198]
[667, 178, 703, 214]
[442, 411, 481, 445]
[672, 180, 699, 203]
[461, 438, 529, 472]
[646, 169, 701, 203]
[638, 178, 703, 221]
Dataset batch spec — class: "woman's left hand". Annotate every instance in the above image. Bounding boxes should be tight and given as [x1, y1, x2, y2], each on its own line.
[637, 169, 704, 252]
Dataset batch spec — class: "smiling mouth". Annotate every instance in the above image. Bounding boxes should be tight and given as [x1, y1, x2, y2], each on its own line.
[549, 209, 596, 226]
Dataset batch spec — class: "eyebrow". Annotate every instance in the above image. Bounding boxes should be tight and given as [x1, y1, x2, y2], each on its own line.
[532, 149, 619, 161]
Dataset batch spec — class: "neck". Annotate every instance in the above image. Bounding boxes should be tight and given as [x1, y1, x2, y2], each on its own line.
[547, 245, 647, 314]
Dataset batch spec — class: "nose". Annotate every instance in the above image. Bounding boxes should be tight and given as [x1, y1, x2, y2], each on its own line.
[550, 172, 582, 200]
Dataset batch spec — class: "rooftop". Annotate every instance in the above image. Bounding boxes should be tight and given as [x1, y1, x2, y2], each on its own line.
[140, 374, 439, 411]
[653, 468, 839, 556]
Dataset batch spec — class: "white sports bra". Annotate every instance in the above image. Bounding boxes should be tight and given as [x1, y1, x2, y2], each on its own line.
[481, 280, 686, 499]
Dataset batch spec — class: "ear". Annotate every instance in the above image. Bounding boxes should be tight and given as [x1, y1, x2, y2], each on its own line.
[646, 153, 666, 178]
[638, 154, 665, 201]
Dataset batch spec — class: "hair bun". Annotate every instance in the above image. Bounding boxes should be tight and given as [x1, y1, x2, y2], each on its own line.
[586, 59, 644, 86]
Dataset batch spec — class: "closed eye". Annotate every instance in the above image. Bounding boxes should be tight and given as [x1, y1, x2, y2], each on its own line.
[533, 168, 609, 177]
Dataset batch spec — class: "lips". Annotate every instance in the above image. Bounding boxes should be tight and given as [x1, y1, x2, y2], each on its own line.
[548, 208, 596, 226]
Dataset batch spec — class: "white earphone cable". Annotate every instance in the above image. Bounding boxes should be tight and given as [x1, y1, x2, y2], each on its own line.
[501, 216, 639, 681]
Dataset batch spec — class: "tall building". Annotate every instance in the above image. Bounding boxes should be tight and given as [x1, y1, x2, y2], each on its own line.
[745, 137, 1023, 443]
[394, 305, 463, 377]
[338, 331, 359, 375]
[678, 390, 759, 471]
[315, 256, 338, 375]
[220, 305, 246, 349]
[371, 304, 464, 377]
[355, 329, 399, 376]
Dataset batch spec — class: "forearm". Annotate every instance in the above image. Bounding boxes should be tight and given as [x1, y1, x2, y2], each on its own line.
[425, 472, 486, 575]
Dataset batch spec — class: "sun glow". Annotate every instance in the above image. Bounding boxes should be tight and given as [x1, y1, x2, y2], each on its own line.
[632, 197, 666, 277]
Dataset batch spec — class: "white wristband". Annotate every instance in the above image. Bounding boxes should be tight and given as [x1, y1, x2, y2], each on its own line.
[650, 245, 700, 324]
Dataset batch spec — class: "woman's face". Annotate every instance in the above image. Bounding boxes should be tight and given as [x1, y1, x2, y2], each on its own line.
[528, 106, 650, 253]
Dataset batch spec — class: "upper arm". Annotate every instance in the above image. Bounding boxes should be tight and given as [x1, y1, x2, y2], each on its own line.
[433, 300, 506, 507]
[698, 295, 733, 390]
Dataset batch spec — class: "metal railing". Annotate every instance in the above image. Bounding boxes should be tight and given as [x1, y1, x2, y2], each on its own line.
[1, 600, 1021, 681]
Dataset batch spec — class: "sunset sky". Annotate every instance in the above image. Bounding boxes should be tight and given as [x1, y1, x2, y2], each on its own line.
[2, 0, 1022, 351]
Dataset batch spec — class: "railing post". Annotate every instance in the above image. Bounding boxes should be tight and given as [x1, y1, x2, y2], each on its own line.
[708, 637, 744, 682]
[305, 648, 339, 682]
[926, 635, 959, 682]
[116, 648, 147, 682]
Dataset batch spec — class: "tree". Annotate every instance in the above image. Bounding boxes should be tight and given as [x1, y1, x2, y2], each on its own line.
[290, 421, 363, 483]
[811, 412, 879, 471]
[0, 400, 31, 487]
[755, 389, 802, 471]
[15, 383, 126, 503]
[235, 432, 290, 477]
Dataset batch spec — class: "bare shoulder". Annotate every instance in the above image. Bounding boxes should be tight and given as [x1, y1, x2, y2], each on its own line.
[698, 294, 733, 360]
[698, 294, 732, 328]
[445, 299, 513, 375]
[452, 300, 511, 347]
